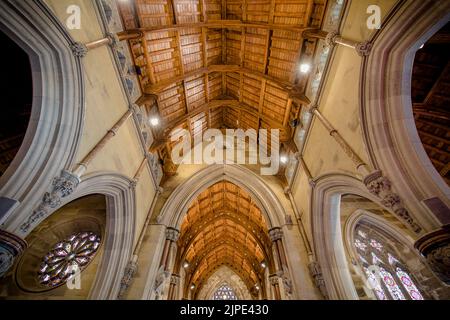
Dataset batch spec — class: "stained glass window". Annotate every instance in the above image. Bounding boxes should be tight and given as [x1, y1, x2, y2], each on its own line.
[380, 267, 405, 300]
[396, 268, 424, 300]
[353, 226, 424, 300]
[213, 284, 237, 300]
[355, 239, 367, 251]
[364, 267, 386, 300]
[369, 239, 383, 251]
[38, 231, 101, 287]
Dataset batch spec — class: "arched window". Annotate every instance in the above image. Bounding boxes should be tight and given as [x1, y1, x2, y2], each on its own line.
[213, 284, 237, 300]
[353, 225, 424, 300]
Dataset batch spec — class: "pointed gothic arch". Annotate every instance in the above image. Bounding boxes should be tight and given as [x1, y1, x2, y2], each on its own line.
[361, 0, 450, 230]
[0, 0, 84, 231]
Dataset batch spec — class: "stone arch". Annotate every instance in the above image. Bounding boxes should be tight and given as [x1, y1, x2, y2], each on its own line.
[0, 0, 84, 230]
[29, 172, 137, 299]
[311, 172, 450, 299]
[361, 0, 450, 231]
[311, 173, 403, 299]
[158, 164, 285, 230]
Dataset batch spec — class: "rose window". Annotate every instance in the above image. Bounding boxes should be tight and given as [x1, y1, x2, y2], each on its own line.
[38, 232, 101, 287]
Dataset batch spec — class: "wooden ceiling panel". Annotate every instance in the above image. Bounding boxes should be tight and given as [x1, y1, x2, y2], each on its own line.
[136, 0, 174, 27]
[123, 0, 325, 175]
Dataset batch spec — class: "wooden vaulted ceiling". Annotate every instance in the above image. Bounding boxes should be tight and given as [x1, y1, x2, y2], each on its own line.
[175, 181, 273, 298]
[117, 0, 328, 175]
[411, 22, 450, 185]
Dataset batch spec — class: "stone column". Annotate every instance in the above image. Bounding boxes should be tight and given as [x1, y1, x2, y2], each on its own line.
[414, 224, 450, 285]
[72, 110, 133, 177]
[0, 230, 27, 278]
[160, 227, 180, 271]
[117, 187, 163, 299]
[70, 32, 120, 58]
[303, 29, 372, 57]
[168, 273, 180, 300]
[269, 227, 287, 272]
[269, 274, 281, 300]
[310, 106, 369, 175]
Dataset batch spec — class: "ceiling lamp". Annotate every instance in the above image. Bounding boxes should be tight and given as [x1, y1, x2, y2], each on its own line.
[190, 284, 195, 290]
[261, 261, 266, 269]
[280, 155, 288, 164]
[299, 63, 311, 74]
[183, 261, 189, 269]
[149, 116, 160, 127]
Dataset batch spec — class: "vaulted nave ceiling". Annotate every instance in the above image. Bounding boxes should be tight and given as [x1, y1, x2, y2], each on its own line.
[117, 0, 328, 176]
[175, 181, 274, 299]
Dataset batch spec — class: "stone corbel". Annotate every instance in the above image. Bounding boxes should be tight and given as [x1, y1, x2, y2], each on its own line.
[0, 230, 27, 278]
[414, 224, 450, 285]
[20, 170, 80, 233]
[364, 170, 421, 233]
[117, 256, 139, 299]
[308, 260, 329, 299]
[69, 42, 88, 58]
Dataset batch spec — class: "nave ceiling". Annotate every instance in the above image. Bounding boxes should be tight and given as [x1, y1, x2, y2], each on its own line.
[117, 0, 328, 176]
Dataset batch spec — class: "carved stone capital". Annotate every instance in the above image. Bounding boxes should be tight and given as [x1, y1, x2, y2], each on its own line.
[269, 274, 279, 286]
[325, 31, 339, 47]
[363, 170, 390, 195]
[170, 274, 180, 286]
[166, 227, 180, 242]
[106, 32, 120, 49]
[0, 230, 27, 278]
[269, 227, 283, 242]
[414, 225, 450, 285]
[355, 41, 372, 57]
[70, 42, 88, 58]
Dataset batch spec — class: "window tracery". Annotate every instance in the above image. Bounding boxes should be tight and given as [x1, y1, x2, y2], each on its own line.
[38, 231, 101, 287]
[213, 284, 238, 300]
[353, 226, 424, 300]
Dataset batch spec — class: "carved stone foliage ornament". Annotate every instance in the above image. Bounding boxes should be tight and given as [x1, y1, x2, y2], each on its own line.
[363, 170, 421, 233]
[355, 41, 373, 57]
[117, 258, 139, 299]
[69, 42, 88, 58]
[20, 171, 80, 233]
[269, 227, 283, 242]
[166, 228, 180, 242]
[0, 230, 27, 278]
[308, 260, 329, 299]
[415, 225, 450, 285]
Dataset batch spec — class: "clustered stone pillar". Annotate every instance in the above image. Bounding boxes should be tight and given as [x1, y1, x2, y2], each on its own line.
[268, 227, 293, 299]
[117, 187, 163, 299]
[168, 273, 180, 300]
[160, 228, 180, 272]
[0, 230, 27, 278]
[414, 224, 450, 285]
[269, 274, 282, 300]
[303, 29, 372, 57]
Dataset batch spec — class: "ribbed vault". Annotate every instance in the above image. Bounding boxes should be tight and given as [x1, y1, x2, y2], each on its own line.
[117, 0, 327, 175]
[174, 180, 274, 299]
